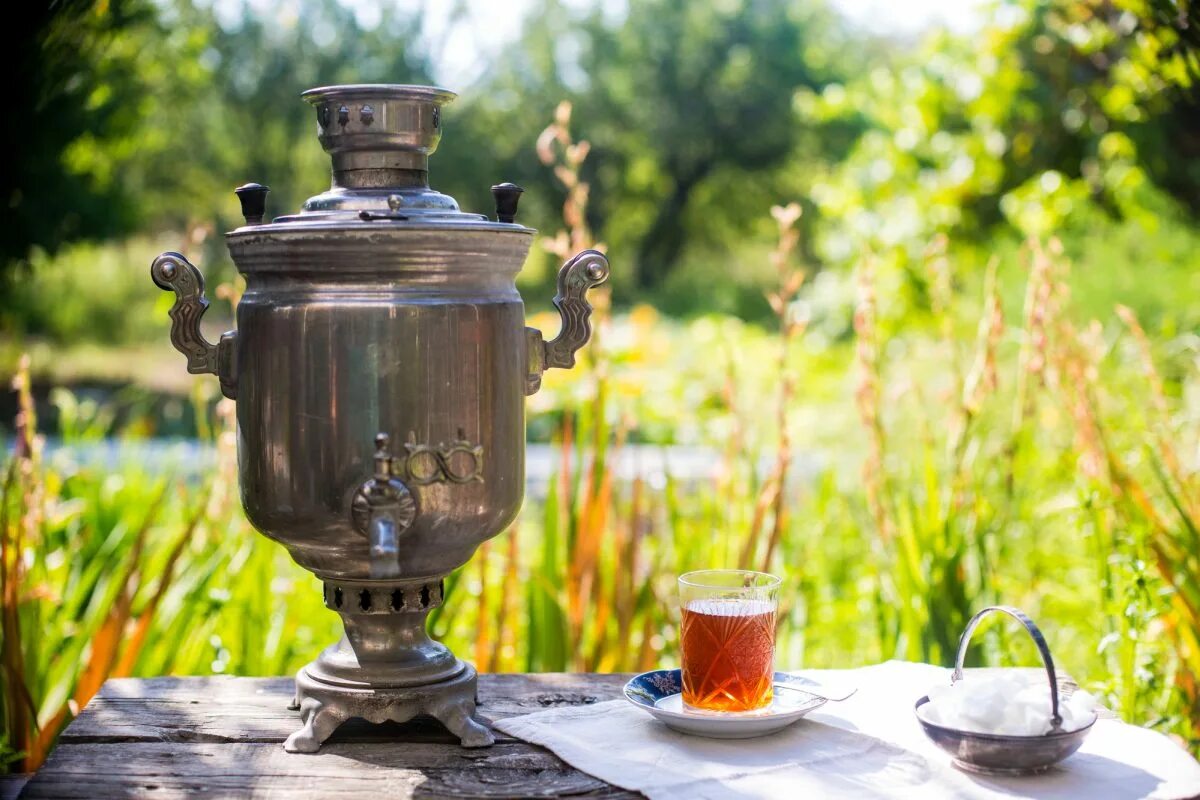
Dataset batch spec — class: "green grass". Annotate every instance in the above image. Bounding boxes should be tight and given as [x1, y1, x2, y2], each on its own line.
[2, 238, 1198, 772]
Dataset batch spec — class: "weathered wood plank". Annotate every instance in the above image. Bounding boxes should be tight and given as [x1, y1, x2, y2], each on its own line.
[62, 674, 625, 745]
[0, 775, 29, 800]
[20, 742, 637, 799]
[21, 674, 640, 799]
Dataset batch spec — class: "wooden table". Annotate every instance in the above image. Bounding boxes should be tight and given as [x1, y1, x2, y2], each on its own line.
[17, 674, 639, 799]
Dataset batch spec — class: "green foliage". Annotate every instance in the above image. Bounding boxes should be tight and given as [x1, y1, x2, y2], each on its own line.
[4, 0, 1200, 326]
[570, 0, 849, 287]
[2, 0, 434, 273]
[157, 0, 435, 223]
[2, 237, 192, 344]
[5, 238, 1200, 772]
[1, 0, 156, 268]
[1, 377, 333, 771]
[800, 0, 1200, 324]
[3, 0, 1200, 770]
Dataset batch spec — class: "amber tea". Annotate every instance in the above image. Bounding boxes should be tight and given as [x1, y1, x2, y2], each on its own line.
[678, 570, 781, 712]
[681, 599, 777, 711]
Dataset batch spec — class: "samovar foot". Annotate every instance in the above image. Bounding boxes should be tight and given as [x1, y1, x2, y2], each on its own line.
[284, 698, 349, 753]
[284, 659, 492, 752]
[427, 693, 495, 748]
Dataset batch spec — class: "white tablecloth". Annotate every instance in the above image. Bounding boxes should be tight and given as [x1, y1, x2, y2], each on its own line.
[493, 661, 1200, 799]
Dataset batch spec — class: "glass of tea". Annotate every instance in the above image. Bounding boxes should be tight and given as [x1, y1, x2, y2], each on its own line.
[679, 569, 781, 712]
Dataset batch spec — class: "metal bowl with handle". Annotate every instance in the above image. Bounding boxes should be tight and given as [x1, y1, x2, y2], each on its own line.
[914, 606, 1098, 775]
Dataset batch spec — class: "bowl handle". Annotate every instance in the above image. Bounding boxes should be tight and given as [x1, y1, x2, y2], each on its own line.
[952, 606, 1063, 731]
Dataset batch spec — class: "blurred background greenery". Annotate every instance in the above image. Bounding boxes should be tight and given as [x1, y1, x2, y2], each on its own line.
[2, 0, 1199, 774]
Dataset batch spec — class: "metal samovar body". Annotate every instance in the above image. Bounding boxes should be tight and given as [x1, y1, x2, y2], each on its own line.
[150, 85, 608, 752]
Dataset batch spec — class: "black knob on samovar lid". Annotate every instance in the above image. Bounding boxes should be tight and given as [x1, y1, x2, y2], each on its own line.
[491, 183, 524, 224]
[234, 183, 270, 225]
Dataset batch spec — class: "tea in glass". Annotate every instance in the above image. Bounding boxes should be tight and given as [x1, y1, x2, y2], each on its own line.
[678, 570, 780, 712]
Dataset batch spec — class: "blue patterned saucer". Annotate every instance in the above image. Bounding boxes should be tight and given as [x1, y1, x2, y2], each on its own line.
[623, 669, 826, 739]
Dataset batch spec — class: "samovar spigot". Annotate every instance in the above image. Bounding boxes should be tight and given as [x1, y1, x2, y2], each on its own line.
[355, 433, 416, 580]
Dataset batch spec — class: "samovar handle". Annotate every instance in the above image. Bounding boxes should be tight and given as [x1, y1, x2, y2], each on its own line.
[150, 252, 238, 400]
[524, 249, 611, 395]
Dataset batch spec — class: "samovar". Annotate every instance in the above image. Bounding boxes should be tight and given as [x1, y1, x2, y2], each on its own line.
[150, 84, 609, 752]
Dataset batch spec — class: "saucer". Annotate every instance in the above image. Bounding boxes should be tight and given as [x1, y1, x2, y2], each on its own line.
[623, 669, 826, 739]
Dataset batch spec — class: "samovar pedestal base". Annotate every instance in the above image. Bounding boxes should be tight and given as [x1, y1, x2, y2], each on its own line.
[285, 659, 493, 753]
[283, 578, 494, 753]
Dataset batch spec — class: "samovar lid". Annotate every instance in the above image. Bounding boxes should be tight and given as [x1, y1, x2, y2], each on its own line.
[233, 84, 529, 232]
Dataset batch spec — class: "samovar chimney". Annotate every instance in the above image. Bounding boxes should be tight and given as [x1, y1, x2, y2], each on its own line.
[302, 84, 454, 190]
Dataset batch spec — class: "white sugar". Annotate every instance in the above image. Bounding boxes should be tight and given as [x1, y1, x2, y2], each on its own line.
[922, 670, 1098, 735]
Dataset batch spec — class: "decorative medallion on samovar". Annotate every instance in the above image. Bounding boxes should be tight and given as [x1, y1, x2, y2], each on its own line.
[150, 84, 609, 752]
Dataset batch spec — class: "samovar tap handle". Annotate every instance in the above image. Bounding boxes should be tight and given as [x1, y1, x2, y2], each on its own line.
[150, 252, 238, 399]
[525, 249, 610, 395]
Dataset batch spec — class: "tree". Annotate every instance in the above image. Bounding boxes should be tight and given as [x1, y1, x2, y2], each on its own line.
[802, 0, 1200, 281]
[1, 0, 158, 272]
[166, 0, 434, 226]
[1, 0, 436, 311]
[575, 0, 847, 288]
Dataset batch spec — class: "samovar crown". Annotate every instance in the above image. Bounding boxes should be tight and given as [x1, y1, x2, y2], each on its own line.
[300, 84, 456, 191]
